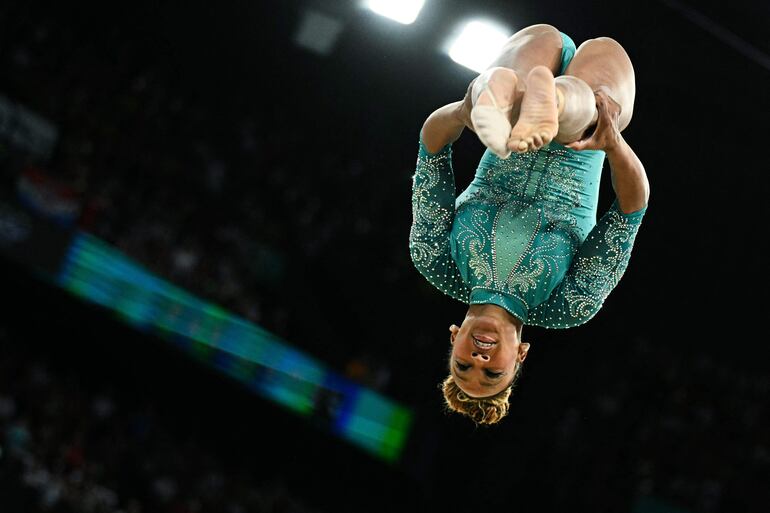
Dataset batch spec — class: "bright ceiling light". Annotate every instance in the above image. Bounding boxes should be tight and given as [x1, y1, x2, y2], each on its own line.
[365, 0, 425, 25]
[448, 20, 511, 73]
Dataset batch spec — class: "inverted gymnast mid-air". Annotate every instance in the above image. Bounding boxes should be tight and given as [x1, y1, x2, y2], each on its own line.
[409, 24, 650, 425]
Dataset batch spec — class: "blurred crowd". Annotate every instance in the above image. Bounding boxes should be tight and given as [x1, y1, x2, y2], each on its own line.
[539, 335, 770, 513]
[3, 320, 769, 513]
[0, 327, 321, 513]
[0, 4, 396, 391]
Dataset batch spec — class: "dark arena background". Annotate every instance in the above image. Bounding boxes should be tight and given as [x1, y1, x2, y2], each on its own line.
[1, 1, 768, 512]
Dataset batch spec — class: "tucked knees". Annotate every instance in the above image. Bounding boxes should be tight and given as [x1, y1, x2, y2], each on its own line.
[513, 24, 561, 39]
[576, 36, 627, 55]
[564, 36, 636, 130]
[489, 24, 565, 78]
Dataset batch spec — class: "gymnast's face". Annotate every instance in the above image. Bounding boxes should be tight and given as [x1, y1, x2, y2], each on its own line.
[448, 309, 529, 398]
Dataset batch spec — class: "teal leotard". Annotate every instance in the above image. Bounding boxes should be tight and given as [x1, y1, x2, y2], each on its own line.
[409, 32, 647, 328]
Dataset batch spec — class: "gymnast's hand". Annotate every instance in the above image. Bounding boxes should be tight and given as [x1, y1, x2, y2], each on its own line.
[566, 88, 622, 152]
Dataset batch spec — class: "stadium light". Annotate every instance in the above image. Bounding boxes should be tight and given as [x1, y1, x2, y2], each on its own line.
[365, 0, 425, 25]
[448, 20, 511, 73]
[294, 9, 344, 56]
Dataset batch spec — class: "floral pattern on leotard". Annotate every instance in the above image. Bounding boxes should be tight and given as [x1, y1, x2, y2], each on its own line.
[409, 141, 471, 302]
[409, 138, 646, 326]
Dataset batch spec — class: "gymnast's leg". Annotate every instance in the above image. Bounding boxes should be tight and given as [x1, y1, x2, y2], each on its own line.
[452, 26, 635, 156]
[460, 24, 565, 158]
[466, 24, 612, 155]
[461, 28, 635, 155]
[558, 37, 636, 139]
[508, 36, 636, 150]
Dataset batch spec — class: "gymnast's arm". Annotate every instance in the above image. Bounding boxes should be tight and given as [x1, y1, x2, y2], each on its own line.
[420, 100, 470, 153]
[527, 90, 650, 329]
[409, 102, 472, 302]
[567, 90, 650, 214]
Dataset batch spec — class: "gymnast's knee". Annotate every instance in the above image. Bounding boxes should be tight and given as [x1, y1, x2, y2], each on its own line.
[508, 24, 563, 45]
[577, 36, 625, 52]
[520, 24, 561, 37]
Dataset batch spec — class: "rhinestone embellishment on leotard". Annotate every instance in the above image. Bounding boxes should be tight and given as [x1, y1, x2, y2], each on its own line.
[409, 141, 645, 326]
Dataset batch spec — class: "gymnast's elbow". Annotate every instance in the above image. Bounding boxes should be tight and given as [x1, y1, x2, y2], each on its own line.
[643, 179, 651, 209]
[616, 178, 650, 215]
[637, 173, 651, 211]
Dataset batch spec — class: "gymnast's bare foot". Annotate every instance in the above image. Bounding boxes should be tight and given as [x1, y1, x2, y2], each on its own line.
[470, 67, 519, 159]
[507, 66, 558, 153]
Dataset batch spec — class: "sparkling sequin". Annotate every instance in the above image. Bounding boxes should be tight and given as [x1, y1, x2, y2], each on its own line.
[409, 140, 646, 327]
[409, 144, 471, 302]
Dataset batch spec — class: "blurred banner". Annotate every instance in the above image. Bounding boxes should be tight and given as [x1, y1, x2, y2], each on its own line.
[0, 196, 412, 463]
[17, 165, 82, 227]
[0, 94, 59, 160]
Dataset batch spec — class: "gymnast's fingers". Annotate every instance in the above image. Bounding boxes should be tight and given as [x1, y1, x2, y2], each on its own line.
[566, 136, 594, 151]
[568, 93, 614, 151]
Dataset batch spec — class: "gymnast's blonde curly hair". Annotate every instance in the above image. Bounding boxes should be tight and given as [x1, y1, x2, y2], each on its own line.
[441, 363, 523, 426]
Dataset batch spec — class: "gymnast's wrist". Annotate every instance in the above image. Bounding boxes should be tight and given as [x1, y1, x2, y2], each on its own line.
[602, 132, 625, 155]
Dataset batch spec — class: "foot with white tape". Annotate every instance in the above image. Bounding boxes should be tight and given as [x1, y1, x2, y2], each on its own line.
[507, 66, 559, 153]
[470, 67, 519, 159]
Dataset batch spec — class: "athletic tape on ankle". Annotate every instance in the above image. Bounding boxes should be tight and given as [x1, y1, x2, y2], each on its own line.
[554, 76, 597, 143]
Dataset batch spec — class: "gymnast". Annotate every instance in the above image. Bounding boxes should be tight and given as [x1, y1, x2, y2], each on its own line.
[410, 24, 650, 425]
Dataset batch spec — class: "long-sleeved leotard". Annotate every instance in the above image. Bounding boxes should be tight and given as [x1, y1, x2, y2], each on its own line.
[409, 138, 646, 329]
